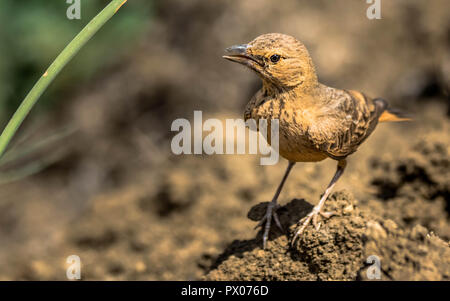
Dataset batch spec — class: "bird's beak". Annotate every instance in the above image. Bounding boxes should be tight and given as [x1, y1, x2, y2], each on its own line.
[224, 44, 248, 57]
[223, 44, 263, 68]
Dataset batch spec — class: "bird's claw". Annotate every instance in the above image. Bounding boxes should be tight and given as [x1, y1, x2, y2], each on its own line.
[256, 202, 283, 249]
[291, 207, 335, 245]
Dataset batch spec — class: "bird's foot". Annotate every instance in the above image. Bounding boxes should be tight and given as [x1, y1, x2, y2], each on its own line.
[291, 205, 335, 245]
[255, 201, 283, 249]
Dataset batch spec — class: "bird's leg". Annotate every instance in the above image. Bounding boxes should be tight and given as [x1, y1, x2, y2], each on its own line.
[257, 161, 296, 249]
[292, 159, 347, 244]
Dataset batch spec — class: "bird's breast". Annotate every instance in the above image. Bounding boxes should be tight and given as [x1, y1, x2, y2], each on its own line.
[248, 96, 328, 162]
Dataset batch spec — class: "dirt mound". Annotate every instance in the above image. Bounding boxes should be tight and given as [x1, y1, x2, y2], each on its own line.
[365, 135, 450, 240]
[205, 191, 450, 281]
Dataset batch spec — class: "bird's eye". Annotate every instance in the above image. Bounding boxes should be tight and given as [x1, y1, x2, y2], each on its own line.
[270, 54, 281, 63]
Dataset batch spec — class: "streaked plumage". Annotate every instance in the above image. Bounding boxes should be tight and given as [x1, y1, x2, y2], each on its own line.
[224, 33, 409, 249]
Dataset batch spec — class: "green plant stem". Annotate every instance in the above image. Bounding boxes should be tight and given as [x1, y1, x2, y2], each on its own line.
[0, 0, 127, 158]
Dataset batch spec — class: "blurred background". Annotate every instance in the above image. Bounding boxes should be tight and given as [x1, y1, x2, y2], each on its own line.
[0, 0, 448, 280]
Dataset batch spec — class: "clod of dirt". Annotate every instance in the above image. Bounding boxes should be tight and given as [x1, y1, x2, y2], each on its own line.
[204, 191, 450, 281]
[139, 167, 200, 217]
[368, 137, 450, 240]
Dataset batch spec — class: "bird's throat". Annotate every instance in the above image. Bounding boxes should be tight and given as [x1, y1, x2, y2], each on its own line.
[262, 78, 320, 99]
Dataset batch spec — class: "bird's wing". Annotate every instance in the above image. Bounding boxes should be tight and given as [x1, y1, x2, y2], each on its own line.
[314, 89, 387, 160]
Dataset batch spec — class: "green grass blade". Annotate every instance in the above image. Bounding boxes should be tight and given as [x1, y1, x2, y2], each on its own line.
[0, 0, 127, 159]
[0, 126, 76, 166]
[0, 150, 65, 185]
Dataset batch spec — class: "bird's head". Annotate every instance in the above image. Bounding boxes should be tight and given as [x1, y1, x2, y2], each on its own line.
[223, 33, 318, 92]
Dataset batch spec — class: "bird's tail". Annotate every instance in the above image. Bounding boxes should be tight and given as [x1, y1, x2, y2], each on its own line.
[378, 108, 412, 123]
[374, 98, 412, 123]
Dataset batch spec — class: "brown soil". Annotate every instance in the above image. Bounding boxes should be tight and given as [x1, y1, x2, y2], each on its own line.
[0, 0, 449, 280]
[2, 125, 448, 281]
[205, 191, 449, 281]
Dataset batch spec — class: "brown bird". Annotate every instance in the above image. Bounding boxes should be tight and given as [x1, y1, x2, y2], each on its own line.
[223, 33, 409, 249]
